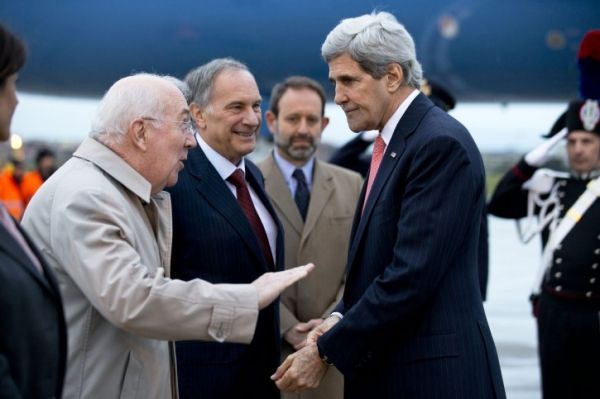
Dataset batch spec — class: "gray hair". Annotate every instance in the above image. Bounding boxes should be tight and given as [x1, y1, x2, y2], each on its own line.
[90, 73, 177, 144]
[163, 75, 193, 104]
[185, 57, 249, 108]
[321, 11, 423, 89]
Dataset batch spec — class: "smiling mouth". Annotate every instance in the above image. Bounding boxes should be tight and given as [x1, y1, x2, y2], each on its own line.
[234, 130, 256, 138]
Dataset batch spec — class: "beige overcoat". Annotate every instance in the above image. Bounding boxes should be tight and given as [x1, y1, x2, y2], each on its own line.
[22, 138, 259, 399]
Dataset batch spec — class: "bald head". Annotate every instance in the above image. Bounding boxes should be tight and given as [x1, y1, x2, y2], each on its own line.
[90, 73, 187, 145]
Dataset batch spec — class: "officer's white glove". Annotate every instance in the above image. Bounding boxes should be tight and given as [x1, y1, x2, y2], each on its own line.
[524, 128, 568, 167]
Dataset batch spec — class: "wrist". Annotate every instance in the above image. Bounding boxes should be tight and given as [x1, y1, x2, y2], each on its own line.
[316, 341, 333, 366]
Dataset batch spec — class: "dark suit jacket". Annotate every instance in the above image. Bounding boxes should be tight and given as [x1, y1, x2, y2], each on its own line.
[167, 146, 284, 399]
[0, 220, 67, 398]
[318, 94, 505, 399]
[330, 132, 490, 300]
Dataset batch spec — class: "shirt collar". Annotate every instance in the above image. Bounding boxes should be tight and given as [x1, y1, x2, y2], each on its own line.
[273, 150, 314, 187]
[195, 132, 246, 180]
[571, 168, 600, 180]
[379, 89, 420, 145]
[73, 137, 152, 203]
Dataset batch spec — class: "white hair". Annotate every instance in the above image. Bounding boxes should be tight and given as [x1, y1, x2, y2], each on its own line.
[90, 73, 177, 144]
[163, 75, 193, 104]
[321, 11, 423, 88]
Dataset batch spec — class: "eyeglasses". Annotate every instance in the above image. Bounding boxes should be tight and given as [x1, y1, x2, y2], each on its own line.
[141, 116, 195, 136]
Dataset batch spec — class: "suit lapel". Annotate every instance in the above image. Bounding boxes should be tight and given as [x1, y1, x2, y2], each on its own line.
[261, 156, 304, 235]
[347, 93, 434, 267]
[245, 161, 284, 271]
[301, 161, 334, 242]
[0, 223, 54, 293]
[187, 147, 268, 273]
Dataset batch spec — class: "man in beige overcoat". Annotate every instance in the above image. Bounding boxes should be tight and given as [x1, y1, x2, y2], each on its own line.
[258, 76, 362, 399]
[21, 73, 312, 399]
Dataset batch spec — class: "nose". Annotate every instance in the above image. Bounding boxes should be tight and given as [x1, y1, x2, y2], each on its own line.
[184, 133, 197, 149]
[244, 108, 261, 128]
[333, 86, 346, 106]
[572, 141, 585, 155]
[298, 118, 309, 133]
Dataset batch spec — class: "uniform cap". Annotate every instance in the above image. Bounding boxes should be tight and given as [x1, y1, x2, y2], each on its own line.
[421, 79, 456, 112]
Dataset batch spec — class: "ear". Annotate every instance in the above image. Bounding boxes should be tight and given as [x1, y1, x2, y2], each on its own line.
[385, 63, 404, 93]
[129, 118, 149, 151]
[265, 110, 278, 134]
[190, 103, 207, 130]
[321, 116, 330, 131]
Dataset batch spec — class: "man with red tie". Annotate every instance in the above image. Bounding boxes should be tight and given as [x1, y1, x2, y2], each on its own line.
[272, 11, 505, 398]
[168, 58, 286, 399]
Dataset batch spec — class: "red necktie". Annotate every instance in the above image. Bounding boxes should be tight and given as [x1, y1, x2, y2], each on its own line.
[227, 169, 275, 270]
[363, 135, 386, 211]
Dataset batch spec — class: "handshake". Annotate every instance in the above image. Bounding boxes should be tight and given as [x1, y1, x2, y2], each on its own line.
[270, 314, 342, 392]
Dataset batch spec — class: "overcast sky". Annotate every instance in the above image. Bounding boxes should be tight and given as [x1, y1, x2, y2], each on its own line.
[11, 92, 566, 153]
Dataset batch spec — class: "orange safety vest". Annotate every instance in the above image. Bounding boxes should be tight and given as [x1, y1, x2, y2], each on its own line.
[21, 170, 44, 207]
[0, 169, 25, 221]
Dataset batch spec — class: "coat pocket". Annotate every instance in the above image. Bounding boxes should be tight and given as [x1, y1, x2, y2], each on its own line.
[392, 331, 460, 364]
[119, 351, 144, 399]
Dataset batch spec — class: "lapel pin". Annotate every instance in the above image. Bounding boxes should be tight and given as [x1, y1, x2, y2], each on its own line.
[390, 152, 397, 158]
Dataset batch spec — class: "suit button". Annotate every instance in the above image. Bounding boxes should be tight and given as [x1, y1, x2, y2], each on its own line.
[554, 272, 562, 278]
[586, 291, 592, 298]
[555, 258, 562, 264]
[555, 286, 562, 292]
[595, 249, 600, 255]
[591, 278, 596, 284]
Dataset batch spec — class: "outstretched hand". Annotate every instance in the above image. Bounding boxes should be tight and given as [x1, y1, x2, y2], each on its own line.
[252, 263, 314, 309]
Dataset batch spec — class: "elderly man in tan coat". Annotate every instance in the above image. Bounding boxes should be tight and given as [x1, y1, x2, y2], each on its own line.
[21, 73, 313, 399]
[258, 76, 362, 399]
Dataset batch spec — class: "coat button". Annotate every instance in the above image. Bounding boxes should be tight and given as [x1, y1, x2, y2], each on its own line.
[555, 258, 562, 264]
[591, 277, 596, 284]
[586, 291, 592, 298]
[595, 249, 600, 255]
[593, 263, 598, 270]
[555, 286, 562, 292]
[554, 272, 562, 278]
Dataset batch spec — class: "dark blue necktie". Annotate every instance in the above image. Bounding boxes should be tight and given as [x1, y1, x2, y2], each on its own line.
[292, 169, 310, 221]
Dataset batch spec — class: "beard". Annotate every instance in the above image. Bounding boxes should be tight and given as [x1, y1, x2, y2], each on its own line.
[275, 133, 319, 162]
